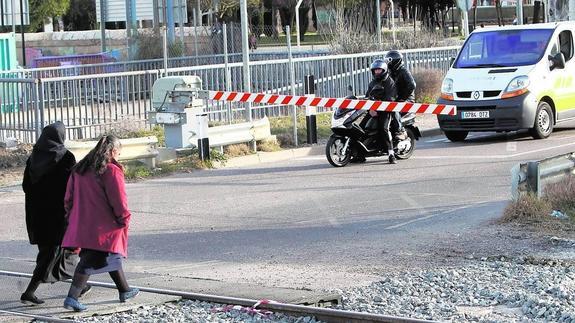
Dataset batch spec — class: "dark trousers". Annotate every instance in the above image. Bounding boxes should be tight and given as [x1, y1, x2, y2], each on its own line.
[377, 111, 393, 152]
[32, 245, 59, 282]
[391, 112, 404, 134]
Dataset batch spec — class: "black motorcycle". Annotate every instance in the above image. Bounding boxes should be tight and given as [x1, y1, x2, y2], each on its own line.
[326, 94, 421, 167]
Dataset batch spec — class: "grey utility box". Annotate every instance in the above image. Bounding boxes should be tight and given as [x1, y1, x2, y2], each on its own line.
[149, 76, 204, 148]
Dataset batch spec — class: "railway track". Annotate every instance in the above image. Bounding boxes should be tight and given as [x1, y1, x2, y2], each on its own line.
[0, 270, 434, 323]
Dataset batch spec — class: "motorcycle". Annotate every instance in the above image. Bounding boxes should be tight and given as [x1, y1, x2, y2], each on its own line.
[325, 91, 421, 167]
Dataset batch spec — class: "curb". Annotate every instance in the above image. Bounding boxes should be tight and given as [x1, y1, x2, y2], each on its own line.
[421, 127, 443, 138]
[216, 128, 443, 169]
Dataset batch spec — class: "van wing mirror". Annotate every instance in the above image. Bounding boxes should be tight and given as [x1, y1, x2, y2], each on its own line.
[449, 57, 456, 67]
[549, 53, 566, 70]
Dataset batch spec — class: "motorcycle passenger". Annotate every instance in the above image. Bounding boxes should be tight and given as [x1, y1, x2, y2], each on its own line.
[385, 50, 416, 140]
[365, 59, 398, 164]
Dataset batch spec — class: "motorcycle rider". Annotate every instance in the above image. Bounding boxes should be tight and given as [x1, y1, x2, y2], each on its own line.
[384, 50, 416, 140]
[365, 59, 398, 164]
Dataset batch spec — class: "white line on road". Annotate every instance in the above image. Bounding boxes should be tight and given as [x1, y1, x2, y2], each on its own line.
[382, 200, 497, 230]
[417, 140, 575, 160]
[424, 137, 449, 143]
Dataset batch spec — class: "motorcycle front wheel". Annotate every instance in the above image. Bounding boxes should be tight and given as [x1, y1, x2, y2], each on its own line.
[396, 128, 416, 160]
[326, 135, 351, 167]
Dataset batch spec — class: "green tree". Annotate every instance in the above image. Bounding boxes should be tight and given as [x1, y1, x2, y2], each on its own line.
[63, 0, 96, 31]
[28, 0, 71, 31]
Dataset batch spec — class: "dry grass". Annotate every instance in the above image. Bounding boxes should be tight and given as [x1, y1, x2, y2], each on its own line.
[413, 68, 444, 104]
[224, 144, 252, 157]
[543, 176, 575, 218]
[501, 176, 575, 230]
[257, 138, 281, 152]
[501, 193, 553, 224]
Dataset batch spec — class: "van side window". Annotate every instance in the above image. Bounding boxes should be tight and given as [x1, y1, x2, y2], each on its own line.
[558, 30, 573, 61]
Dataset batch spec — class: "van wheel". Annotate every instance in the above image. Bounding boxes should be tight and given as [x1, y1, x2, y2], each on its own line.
[529, 102, 554, 139]
[444, 130, 469, 142]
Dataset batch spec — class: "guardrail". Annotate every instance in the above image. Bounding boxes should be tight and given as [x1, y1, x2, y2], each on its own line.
[66, 136, 159, 168]
[196, 117, 272, 149]
[511, 152, 575, 199]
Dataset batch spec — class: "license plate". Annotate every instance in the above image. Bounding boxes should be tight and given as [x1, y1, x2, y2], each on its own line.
[462, 111, 489, 119]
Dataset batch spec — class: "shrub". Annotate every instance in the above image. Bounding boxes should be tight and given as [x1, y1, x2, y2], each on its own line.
[0, 145, 31, 169]
[500, 174, 575, 228]
[257, 138, 281, 152]
[412, 68, 444, 104]
[389, 30, 462, 50]
[135, 30, 185, 60]
[224, 144, 252, 157]
[543, 176, 575, 219]
[500, 193, 552, 224]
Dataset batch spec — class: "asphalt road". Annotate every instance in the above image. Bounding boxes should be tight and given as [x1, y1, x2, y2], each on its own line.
[2, 128, 575, 318]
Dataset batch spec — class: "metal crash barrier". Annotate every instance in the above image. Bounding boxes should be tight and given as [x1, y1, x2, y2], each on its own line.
[66, 136, 159, 168]
[511, 152, 575, 199]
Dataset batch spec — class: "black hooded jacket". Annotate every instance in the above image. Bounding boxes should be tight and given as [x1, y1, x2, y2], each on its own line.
[22, 122, 76, 245]
[391, 66, 416, 103]
[365, 74, 397, 102]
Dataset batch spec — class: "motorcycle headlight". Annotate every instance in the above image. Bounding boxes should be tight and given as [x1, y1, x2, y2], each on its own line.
[502, 76, 530, 99]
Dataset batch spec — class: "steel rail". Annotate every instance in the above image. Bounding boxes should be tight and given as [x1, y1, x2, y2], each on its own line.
[0, 270, 434, 323]
[0, 309, 75, 323]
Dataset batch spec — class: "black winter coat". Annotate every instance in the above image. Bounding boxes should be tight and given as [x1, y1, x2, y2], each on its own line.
[365, 75, 398, 102]
[22, 151, 76, 245]
[391, 67, 416, 103]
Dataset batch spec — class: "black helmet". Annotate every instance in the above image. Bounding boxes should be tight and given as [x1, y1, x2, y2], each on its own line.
[370, 59, 388, 81]
[384, 50, 404, 72]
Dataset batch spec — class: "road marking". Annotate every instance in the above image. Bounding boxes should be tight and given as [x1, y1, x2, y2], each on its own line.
[416, 140, 575, 160]
[425, 137, 448, 143]
[296, 156, 326, 161]
[383, 201, 495, 230]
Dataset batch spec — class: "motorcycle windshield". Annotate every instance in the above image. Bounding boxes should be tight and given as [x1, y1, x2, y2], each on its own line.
[334, 108, 353, 119]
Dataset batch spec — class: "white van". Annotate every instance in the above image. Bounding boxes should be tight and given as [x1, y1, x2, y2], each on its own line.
[437, 22, 575, 141]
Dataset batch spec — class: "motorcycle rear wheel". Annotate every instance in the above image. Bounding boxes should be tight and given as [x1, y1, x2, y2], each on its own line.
[326, 135, 351, 167]
[396, 128, 416, 160]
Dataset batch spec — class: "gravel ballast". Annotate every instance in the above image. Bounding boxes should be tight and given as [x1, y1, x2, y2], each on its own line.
[69, 257, 574, 323]
[337, 258, 574, 322]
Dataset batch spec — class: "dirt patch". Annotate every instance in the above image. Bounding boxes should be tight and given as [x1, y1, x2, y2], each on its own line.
[0, 166, 24, 187]
[0, 145, 30, 187]
[0, 145, 31, 169]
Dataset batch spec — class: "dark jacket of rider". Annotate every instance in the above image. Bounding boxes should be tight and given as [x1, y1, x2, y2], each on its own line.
[390, 66, 416, 103]
[365, 77, 397, 102]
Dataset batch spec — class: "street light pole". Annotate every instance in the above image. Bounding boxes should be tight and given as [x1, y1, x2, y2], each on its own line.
[295, 0, 303, 48]
[240, 0, 252, 122]
[376, 0, 381, 50]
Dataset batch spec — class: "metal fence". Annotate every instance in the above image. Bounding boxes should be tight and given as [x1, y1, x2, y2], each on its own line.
[0, 46, 459, 144]
[7, 51, 330, 80]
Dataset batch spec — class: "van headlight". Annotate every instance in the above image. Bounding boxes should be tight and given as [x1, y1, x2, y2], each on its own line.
[440, 78, 454, 101]
[502, 76, 530, 99]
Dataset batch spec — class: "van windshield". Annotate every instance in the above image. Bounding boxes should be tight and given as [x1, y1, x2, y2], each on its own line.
[454, 29, 554, 68]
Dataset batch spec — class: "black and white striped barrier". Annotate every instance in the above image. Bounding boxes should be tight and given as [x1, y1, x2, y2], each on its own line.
[196, 113, 210, 161]
[304, 75, 317, 144]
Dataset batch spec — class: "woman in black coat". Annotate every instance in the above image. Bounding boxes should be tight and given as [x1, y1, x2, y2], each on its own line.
[21, 122, 78, 305]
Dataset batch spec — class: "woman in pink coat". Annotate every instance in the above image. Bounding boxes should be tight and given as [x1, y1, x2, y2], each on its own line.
[61, 134, 138, 312]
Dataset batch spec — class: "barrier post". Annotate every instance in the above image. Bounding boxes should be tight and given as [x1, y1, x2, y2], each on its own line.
[304, 75, 317, 144]
[197, 113, 210, 161]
